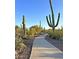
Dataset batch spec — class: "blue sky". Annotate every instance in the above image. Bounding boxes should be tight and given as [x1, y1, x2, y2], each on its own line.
[15, 0, 63, 29]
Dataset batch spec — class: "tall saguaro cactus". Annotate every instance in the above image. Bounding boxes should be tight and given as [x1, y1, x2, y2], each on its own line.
[46, 0, 60, 31]
[22, 15, 26, 36]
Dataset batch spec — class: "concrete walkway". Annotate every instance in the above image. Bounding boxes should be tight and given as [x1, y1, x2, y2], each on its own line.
[30, 35, 63, 59]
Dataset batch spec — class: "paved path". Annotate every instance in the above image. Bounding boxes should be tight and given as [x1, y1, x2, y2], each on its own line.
[30, 35, 63, 59]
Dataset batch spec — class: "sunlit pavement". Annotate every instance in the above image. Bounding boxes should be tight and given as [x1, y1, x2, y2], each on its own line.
[30, 35, 63, 59]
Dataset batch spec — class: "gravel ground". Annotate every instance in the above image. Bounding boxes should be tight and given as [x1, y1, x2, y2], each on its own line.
[16, 38, 34, 59]
[45, 36, 63, 51]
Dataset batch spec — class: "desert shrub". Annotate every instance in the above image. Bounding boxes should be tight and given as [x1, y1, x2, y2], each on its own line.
[27, 25, 42, 37]
[15, 37, 26, 50]
[47, 29, 63, 40]
[15, 25, 19, 33]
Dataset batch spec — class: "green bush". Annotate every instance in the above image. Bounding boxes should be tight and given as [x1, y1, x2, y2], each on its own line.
[47, 29, 63, 40]
[26, 25, 42, 37]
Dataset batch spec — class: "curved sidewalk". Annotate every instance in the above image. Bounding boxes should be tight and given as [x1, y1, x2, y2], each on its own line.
[30, 35, 63, 59]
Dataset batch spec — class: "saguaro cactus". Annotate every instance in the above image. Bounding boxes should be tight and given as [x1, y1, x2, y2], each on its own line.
[44, 27, 45, 32]
[39, 20, 41, 28]
[46, 0, 60, 31]
[22, 15, 26, 36]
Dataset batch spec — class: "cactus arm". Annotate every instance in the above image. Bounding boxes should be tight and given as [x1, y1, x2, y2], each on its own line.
[55, 13, 60, 27]
[49, 14, 52, 24]
[46, 16, 52, 27]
